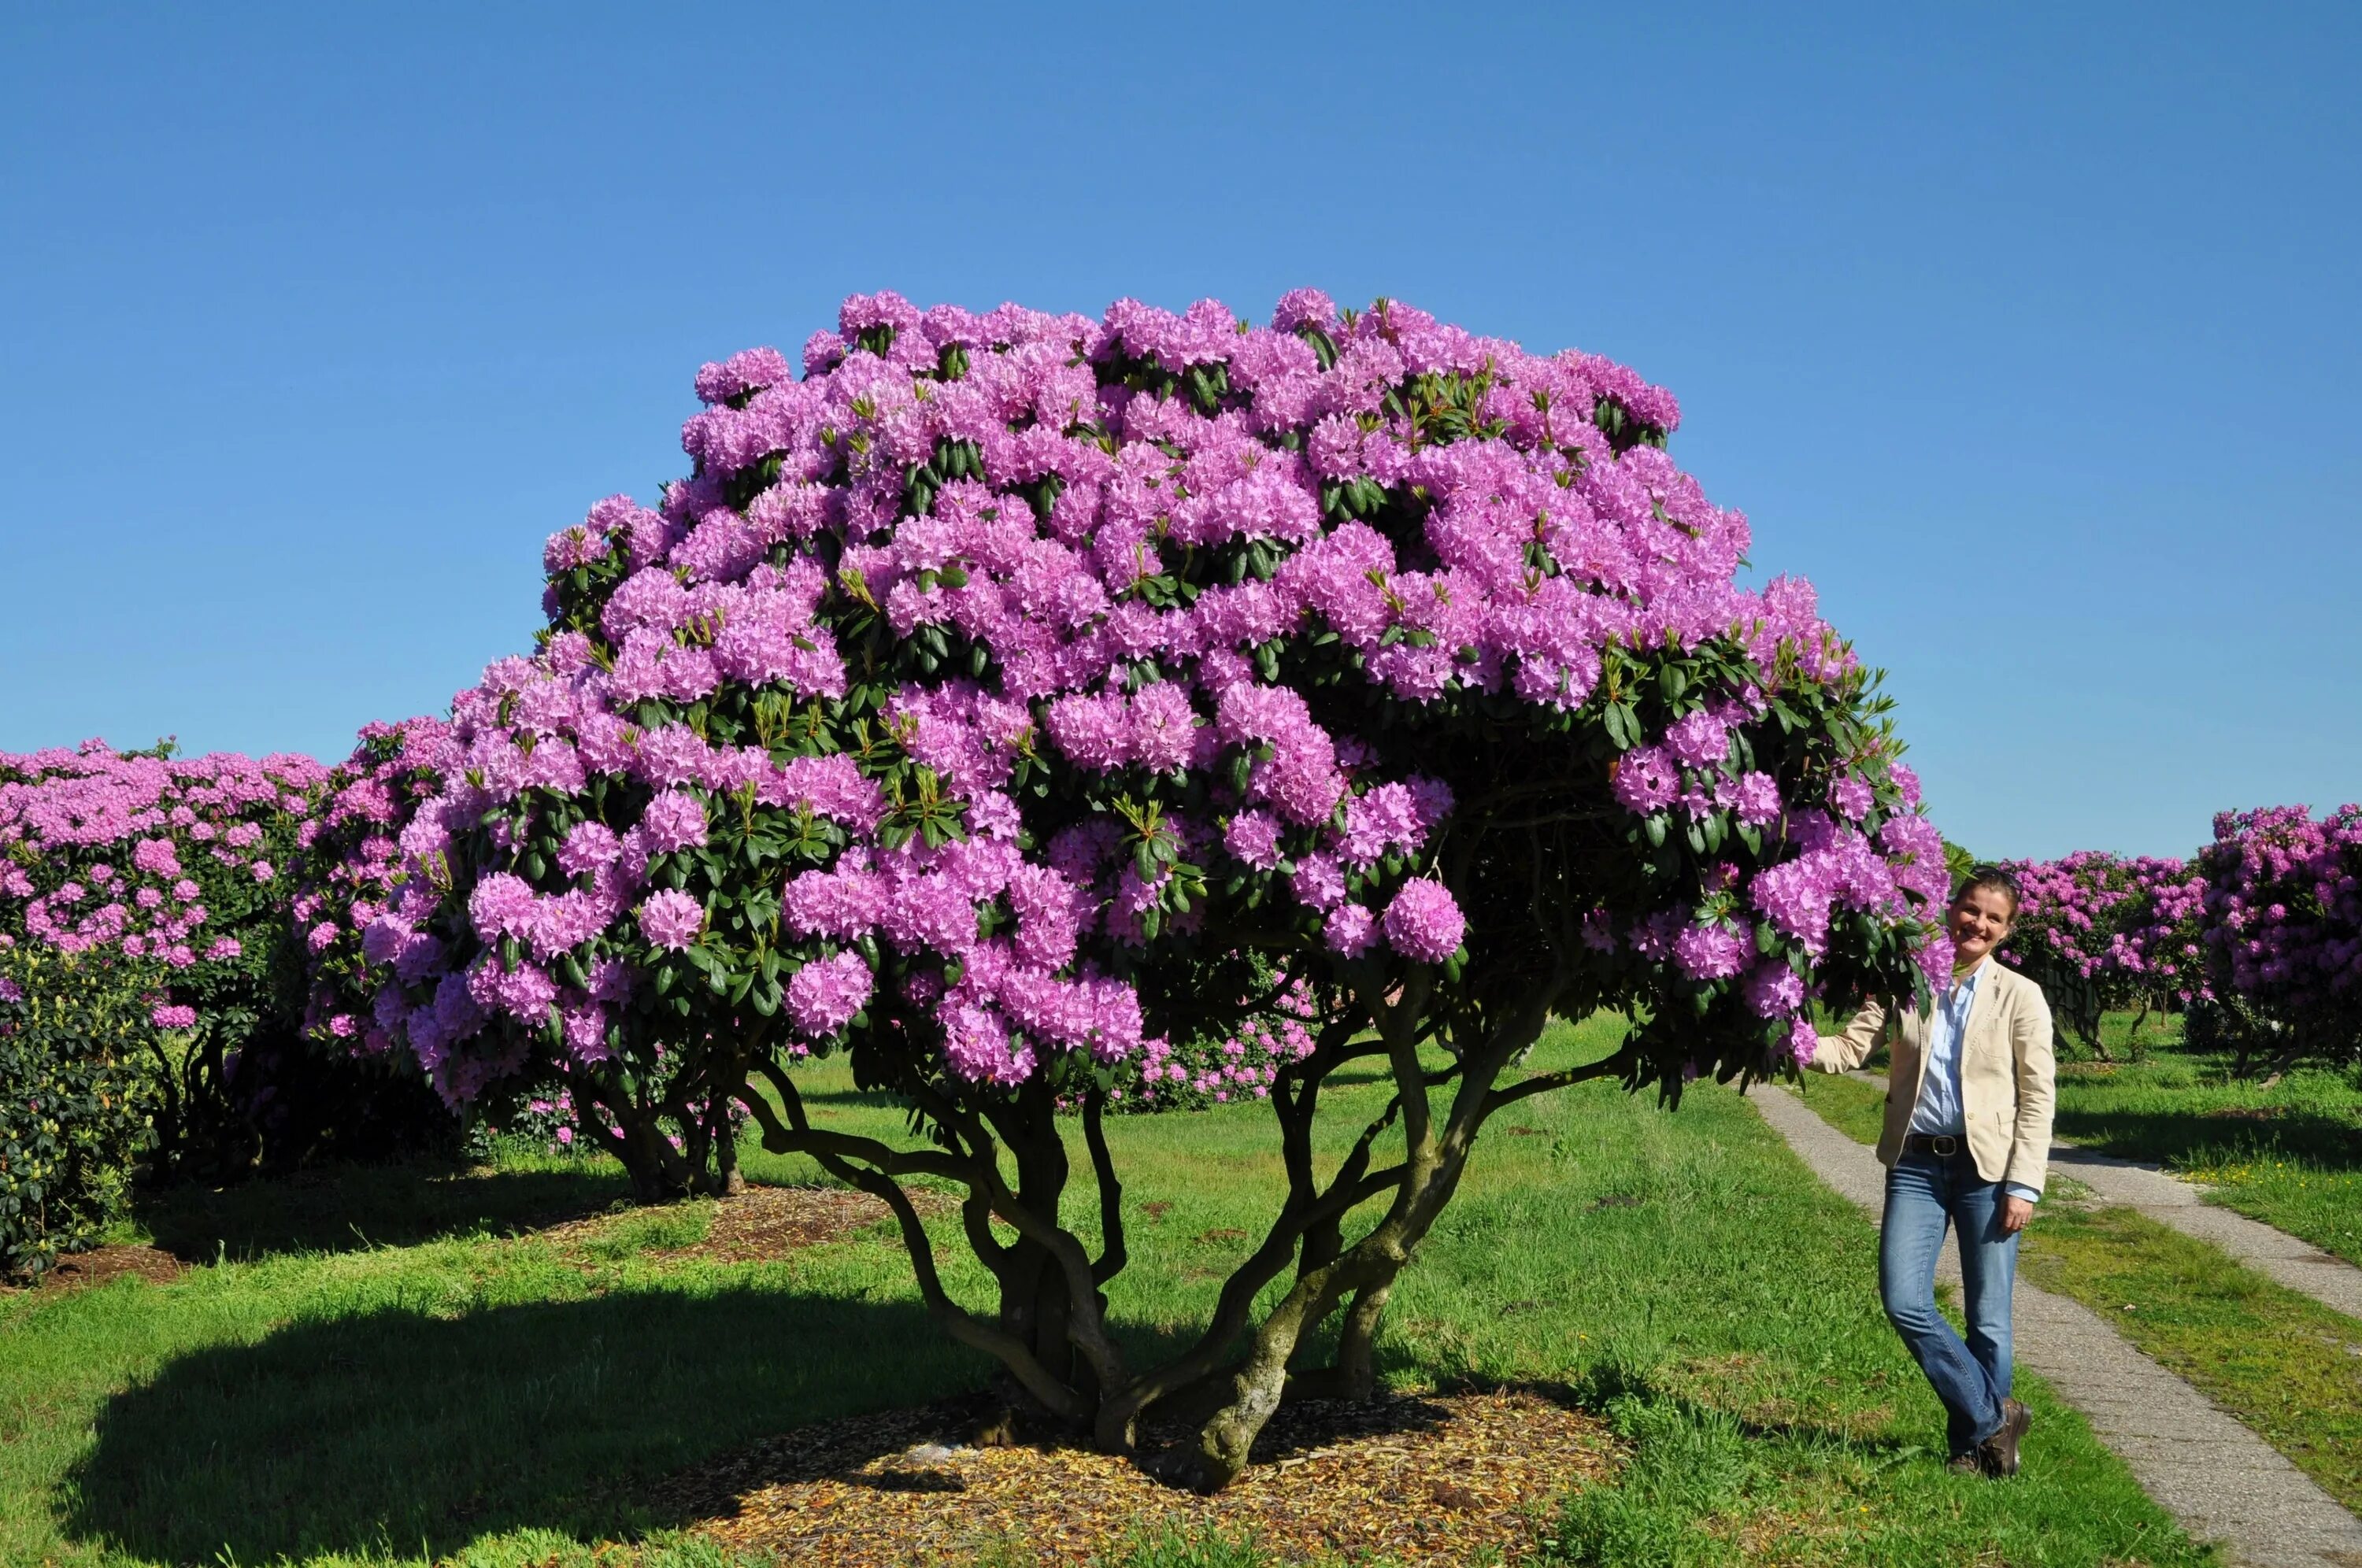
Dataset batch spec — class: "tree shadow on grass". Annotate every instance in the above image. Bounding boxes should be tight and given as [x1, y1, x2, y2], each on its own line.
[2052, 1105, 2362, 1173]
[63, 1284, 992, 1566]
[135, 1159, 638, 1264]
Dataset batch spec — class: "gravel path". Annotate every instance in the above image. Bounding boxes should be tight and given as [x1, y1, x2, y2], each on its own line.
[1842, 1068, 2362, 1320]
[1752, 1082, 2362, 1568]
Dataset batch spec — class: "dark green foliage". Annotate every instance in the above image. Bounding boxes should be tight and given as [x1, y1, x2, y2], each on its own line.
[139, 938, 457, 1186]
[2184, 993, 2292, 1072]
[0, 949, 154, 1282]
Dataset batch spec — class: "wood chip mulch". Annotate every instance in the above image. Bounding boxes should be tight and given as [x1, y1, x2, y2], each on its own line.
[539, 1183, 953, 1266]
[1, 1244, 188, 1294]
[652, 1385, 1612, 1566]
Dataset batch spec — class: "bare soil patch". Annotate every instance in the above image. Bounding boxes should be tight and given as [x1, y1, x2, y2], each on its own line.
[655, 1385, 1612, 1566]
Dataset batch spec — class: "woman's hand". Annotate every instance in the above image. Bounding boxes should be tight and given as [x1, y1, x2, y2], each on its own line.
[2001, 1196, 2034, 1234]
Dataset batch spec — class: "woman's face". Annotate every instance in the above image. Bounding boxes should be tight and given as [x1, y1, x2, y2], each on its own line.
[1948, 885, 2016, 968]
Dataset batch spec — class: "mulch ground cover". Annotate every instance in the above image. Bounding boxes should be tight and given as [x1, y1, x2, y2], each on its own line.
[541, 1183, 950, 1264]
[652, 1385, 1614, 1566]
[0, 1244, 187, 1294]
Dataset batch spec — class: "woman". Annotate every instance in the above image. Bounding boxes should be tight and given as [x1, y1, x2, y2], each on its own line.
[1813, 864, 2056, 1477]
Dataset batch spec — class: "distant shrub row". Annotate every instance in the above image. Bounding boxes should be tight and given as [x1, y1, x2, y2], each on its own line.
[1997, 805, 2361, 1072]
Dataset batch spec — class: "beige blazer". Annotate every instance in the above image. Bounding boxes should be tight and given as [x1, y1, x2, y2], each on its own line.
[1812, 960, 2057, 1193]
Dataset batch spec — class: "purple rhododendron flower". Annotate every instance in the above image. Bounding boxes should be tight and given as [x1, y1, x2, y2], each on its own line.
[1744, 960, 1805, 1018]
[1675, 921, 1749, 981]
[1830, 776, 1873, 822]
[787, 949, 874, 1038]
[637, 889, 705, 951]
[1788, 1016, 1819, 1069]
[1223, 810, 1283, 872]
[1612, 747, 1679, 815]
[638, 790, 709, 854]
[1383, 881, 1465, 963]
[1324, 903, 1377, 956]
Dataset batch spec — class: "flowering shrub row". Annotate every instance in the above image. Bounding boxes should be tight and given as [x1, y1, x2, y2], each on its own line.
[0, 738, 320, 1009]
[0, 738, 450, 1178]
[1999, 806, 2359, 1068]
[1998, 851, 2207, 1050]
[2195, 804, 2362, 1067]
[1090, 963, 1319, 1111]
[1, 740, 327, 1179]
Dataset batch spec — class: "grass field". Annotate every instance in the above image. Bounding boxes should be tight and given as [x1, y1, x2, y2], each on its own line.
[2, 1017, 2210, 1567]
[2052, 1023, 2362, 1269]
[1794, 1066, 2362, 1514]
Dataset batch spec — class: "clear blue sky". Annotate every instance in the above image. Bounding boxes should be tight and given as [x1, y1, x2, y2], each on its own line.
[3, 2, 2355, 860]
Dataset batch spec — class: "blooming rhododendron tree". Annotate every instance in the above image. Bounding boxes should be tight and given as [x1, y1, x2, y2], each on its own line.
[2196, 804, 2362, 1074]
[361, 290, 1950, 1486]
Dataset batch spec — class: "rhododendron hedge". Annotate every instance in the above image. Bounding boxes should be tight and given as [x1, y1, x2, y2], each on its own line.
[2195, 804, 2362, 1071]
[1996, 819, 2359, 1074]
[0, 739, 447, 1178]
[342, 288, 1950, 1486]
[1, 740, 325, 1178]
[2000, 852, 2207, 1052]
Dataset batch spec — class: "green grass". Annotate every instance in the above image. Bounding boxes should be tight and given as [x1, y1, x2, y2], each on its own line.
[1792, 1056, 2362, 1514]
[2016, 1203, 2362, 1514]
[2050, 1034, 2362, 1269]
[0, 1017, 2211, 1566]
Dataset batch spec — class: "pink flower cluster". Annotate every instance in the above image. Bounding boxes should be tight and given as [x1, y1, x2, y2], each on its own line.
[346, 290, 1949, 1104]
[1094, 970, 1321, 1111]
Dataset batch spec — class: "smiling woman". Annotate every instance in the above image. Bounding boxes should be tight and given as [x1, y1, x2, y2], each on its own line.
[1811, 864, 2057, 1478]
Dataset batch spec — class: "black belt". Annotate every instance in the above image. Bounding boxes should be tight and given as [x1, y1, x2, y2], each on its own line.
[1901, 1132, 1965, 1158]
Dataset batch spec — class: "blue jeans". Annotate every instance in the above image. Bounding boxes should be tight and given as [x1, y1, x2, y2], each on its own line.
[1880, 1150, 2018, 1455]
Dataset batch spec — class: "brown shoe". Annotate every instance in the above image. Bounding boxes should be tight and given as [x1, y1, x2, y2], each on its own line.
[1978, 1398, 2031, 1477]
[1946, 1452, 1986, 1477]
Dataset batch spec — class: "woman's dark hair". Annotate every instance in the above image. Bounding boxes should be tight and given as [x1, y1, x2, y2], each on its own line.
[1953, 863, 2022, 915]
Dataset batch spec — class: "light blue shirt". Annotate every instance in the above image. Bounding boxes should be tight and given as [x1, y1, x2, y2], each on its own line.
[1907, 959, 2040, 1204]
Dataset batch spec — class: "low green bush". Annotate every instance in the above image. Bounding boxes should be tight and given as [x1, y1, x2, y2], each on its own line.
[0, 949, 155, 1282]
